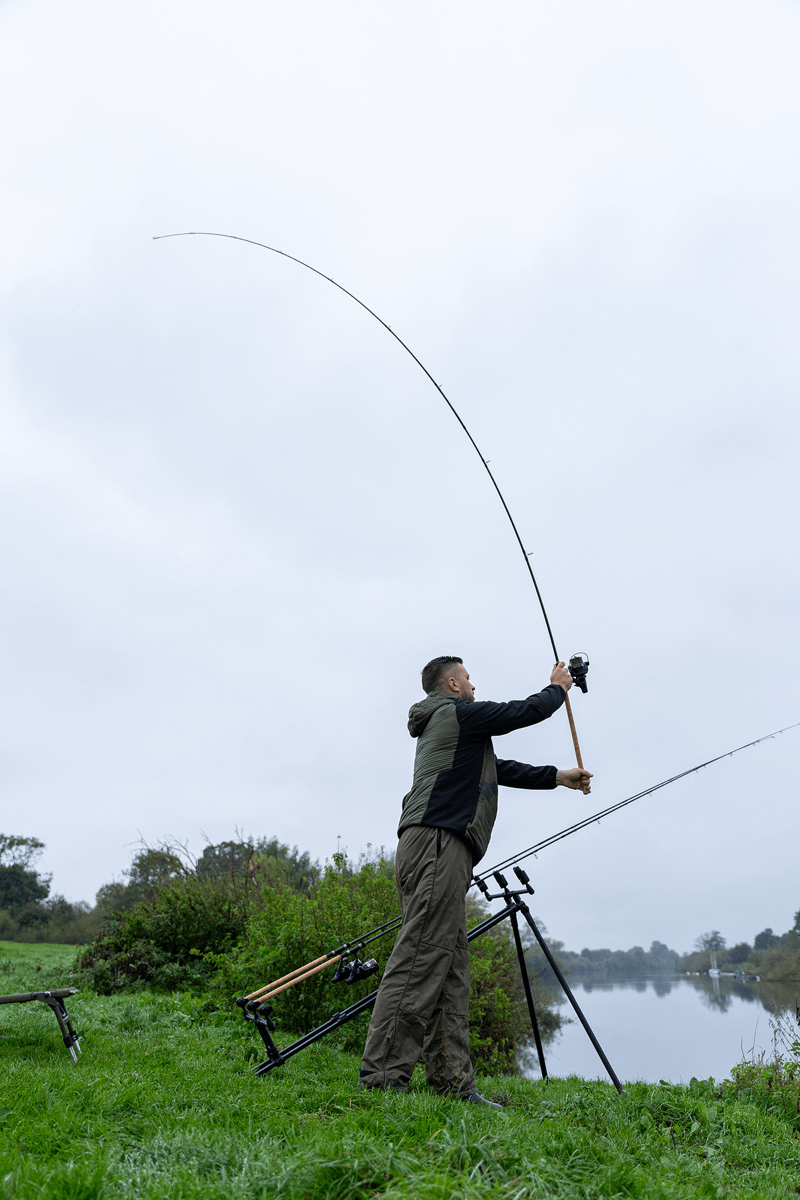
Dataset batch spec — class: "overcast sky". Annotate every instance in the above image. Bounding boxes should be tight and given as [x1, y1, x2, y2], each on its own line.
[1, 0, 798, 955]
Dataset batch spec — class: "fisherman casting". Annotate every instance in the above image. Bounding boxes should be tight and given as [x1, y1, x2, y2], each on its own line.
[359, 655, 592, 1105]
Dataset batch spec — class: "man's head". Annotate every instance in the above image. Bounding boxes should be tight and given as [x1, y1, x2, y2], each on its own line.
[420, 656, 475, 702]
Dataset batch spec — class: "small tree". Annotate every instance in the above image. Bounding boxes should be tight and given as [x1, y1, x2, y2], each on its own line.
[0, 835, 46, 869]
[0, 835, 51, 915]
[695, 931, 726, 952]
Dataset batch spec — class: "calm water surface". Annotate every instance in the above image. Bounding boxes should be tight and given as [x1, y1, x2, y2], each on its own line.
[526, 976, 798, 1084]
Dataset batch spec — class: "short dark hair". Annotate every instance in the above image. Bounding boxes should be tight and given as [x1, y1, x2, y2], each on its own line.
[421, 656, 463, 694]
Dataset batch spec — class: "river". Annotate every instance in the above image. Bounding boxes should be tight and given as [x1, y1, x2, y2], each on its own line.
[525, 975, 799, 1084]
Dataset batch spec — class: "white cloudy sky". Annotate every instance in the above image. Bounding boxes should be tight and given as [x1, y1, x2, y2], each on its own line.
[1, 0, 798, 955]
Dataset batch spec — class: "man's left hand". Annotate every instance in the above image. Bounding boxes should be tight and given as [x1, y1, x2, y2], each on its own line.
[556, 767, 593, 794]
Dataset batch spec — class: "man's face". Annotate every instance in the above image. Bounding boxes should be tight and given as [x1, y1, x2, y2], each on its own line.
[448, 663, 475, 702]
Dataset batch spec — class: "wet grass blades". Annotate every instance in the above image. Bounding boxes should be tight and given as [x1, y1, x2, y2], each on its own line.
[0, 948, 799, 1198]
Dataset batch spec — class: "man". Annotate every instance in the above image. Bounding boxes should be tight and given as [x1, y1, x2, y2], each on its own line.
[359, 656, 591, 1104]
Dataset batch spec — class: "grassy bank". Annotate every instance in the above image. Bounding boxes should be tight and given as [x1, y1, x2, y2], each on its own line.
[1, 945, 799, 1198]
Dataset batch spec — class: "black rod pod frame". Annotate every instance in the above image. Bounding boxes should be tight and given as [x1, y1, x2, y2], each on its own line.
[0, 988, 82, 1063]
[240, 868, 622, 1093]
[478, 867, 622, 1093]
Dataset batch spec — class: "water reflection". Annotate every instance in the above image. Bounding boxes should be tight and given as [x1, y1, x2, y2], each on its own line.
[576, 974, 796, 1015]
[527, 974, 798, 1083]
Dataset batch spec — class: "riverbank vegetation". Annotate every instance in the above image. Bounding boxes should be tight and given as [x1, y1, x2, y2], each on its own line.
[72, 838, 564, 1074]
[1, 943, 799, 1198]
[677, 915, 800, 981]
[3, 839, 800, 1196]
[5, 822, 800, 995]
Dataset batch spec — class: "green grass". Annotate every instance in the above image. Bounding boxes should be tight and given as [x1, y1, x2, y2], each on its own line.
[0, 950, 798, 1198]
[0, 940, 80, 971]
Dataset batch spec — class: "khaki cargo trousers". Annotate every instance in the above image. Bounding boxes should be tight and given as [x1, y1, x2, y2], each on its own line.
[359, 824, 475, 1096]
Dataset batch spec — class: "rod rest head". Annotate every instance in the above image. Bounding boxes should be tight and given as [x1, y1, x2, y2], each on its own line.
[257, 1004, 276, 1029]
[513, 866, 534, 892]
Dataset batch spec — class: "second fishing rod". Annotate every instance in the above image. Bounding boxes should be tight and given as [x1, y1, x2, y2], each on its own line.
[239, 719, 799, 1006]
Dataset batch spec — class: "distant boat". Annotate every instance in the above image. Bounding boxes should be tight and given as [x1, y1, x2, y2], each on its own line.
[708, 949, 720, 978]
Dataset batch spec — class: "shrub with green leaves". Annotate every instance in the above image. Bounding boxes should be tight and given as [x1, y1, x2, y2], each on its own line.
[208, 851, 400, 1049]
[209, 859, 562, 1070]
[721, 1003, 800, 1130]
[78, 839, 564, 1071]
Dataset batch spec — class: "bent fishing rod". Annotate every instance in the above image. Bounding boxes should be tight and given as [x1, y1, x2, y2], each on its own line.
[243, 719, 799, 1001]
[153, 230, 587, 766]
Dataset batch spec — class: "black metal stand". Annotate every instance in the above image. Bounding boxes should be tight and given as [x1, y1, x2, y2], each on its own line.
[0, 988, 82, 1063]
[240, 867, 622, 1092]
[480, 868, 623, 1093]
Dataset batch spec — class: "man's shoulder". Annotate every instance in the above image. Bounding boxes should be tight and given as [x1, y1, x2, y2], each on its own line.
[407, 692, 458, 738]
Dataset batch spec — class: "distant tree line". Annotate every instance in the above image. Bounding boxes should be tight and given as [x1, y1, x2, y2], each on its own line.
[552, 939, 680, 982]
[676, 915, 800, 981]
[0, 835, 99, 943]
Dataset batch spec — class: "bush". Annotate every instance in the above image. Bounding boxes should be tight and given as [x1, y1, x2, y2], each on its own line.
[721, 1004, 800, 1129]
[78, 838, 323, 992]
[207, 850, 401, 1048]
[756, 941, 800, 982]
[78, 839, 564, 1073]
[77, 867, 255, 993]
[212, 860, 562, 1071]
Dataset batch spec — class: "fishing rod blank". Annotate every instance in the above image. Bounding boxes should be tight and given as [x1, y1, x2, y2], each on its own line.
[152, 229, 585, 767]
[243, 719, 798, 1003]
[474, 720, 800, 884]
[245, 918, 402, 1002]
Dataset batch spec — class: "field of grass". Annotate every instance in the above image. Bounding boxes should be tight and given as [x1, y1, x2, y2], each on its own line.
[0, 940, 80, 970]
[0, 944, 799, 1198]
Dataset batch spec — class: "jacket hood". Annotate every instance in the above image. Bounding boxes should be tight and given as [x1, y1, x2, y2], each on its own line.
[407, 691, 457, 738]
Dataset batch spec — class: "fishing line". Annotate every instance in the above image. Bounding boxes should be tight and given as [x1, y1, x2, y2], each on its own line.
[152, 231, 584, 756]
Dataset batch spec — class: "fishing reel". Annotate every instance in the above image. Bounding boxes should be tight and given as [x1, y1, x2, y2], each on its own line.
[332, 951, 379, 985]
[568, 653, 590, 693]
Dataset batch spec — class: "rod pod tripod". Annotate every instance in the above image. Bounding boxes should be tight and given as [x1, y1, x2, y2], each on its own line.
[240, 865, 622, 1093]
[476, 867, 622, 1093]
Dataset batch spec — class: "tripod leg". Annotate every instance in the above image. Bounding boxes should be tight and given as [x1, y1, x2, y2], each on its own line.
[43, 998, 79, 1063]
[509, 909, 548, 1081]
[519, 903, 623, 1094]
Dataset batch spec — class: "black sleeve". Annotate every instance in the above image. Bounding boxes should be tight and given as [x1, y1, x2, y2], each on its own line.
[496, 759, 558, 790]
[455, 684, 565, 738]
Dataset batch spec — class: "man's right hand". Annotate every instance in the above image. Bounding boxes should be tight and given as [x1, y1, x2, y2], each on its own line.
[556, 767, 593, 793]
[550, 661, 572, 692]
